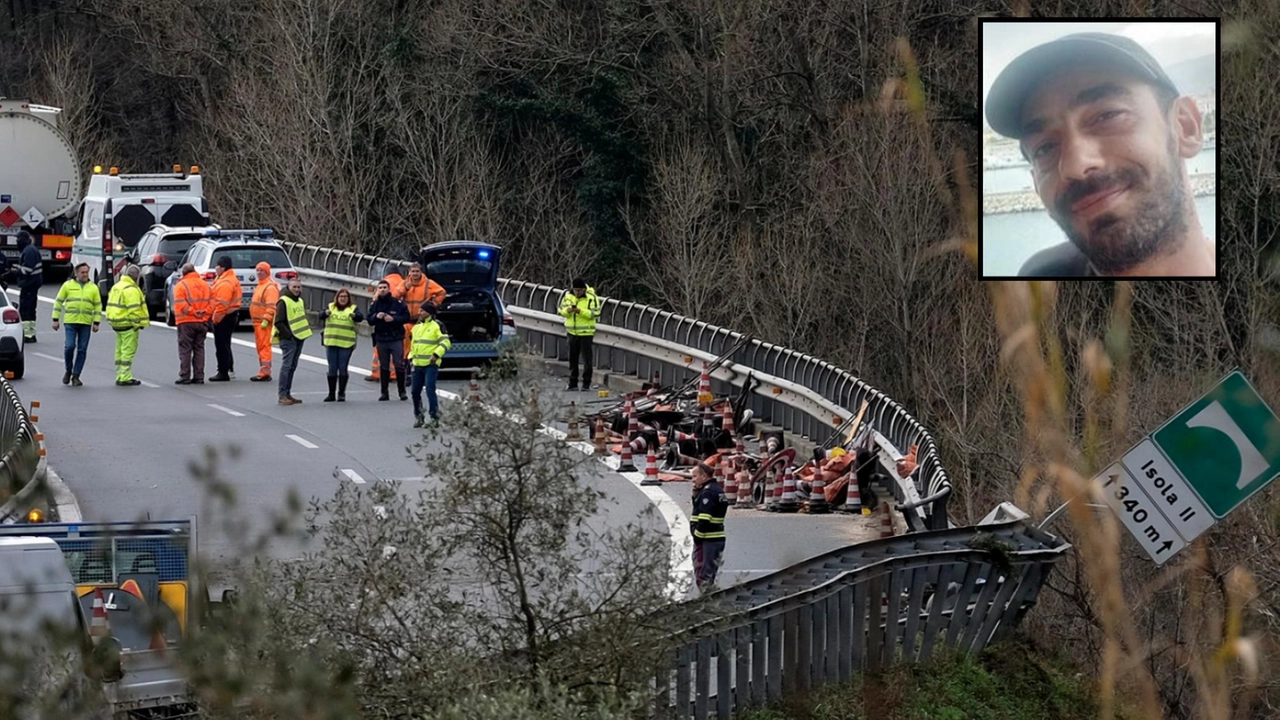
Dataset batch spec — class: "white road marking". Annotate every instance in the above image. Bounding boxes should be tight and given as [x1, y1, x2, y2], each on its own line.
[137, 379, 159, 388]
[286, 434, 318, 449]
[17, 288, 693, 598]
[339, 468, 366, 484]
[32, 352, 61, 363]
[208, 404, 245, 417]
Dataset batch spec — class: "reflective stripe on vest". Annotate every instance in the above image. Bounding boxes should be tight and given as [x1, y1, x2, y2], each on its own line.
[323, 304, 358, 348]
[282, 296, 312, 340]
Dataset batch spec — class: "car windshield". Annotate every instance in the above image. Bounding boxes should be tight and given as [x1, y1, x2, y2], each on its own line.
[425, 258, 494, 286]
[212, 246, 291, 270]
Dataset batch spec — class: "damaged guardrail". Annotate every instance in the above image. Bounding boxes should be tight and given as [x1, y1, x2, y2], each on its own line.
[0, 376, 48, 523]
[281, 241, 952, 531]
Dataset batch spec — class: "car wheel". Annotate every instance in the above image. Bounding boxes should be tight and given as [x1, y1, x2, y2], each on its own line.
[166, 308, 176, 327]
[7, 357, 23, 380]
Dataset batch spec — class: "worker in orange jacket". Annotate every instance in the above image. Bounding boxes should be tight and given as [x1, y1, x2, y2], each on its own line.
[365, 269, 405, 382]
[397, 262, 446, 363]
[249, 262, 280, 381]
[172, 262, 214, 385]
[209, 256, 243, 382]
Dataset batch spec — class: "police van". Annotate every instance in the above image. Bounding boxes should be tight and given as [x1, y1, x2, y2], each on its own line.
[70, 165, 208, 304]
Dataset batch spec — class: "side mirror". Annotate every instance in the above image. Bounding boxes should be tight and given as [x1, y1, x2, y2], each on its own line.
[86, 636, 124, 683]
[163, 261, 177, 271]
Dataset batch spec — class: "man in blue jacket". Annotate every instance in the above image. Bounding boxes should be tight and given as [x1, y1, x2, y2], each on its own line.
[15, 231, 42, 343]
[690, 461, 729, 594]
[367, 279, 410, 402]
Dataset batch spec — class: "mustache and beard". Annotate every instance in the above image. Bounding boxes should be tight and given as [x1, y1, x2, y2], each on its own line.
[1047, 136, 1188, 274]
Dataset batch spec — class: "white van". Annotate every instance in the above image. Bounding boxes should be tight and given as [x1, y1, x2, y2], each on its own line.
[71, 166, 208, 302]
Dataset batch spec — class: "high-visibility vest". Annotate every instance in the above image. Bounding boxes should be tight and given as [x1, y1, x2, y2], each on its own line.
[250, 279, 280, 323]
[173, 273, 213, 325]
[322, 304, 358, 348]
[106, 276, 150, 331]
[281, 296, 312, 340]
[558, 286, 600, 336]
[211, 269, 243, 323]
[409, 319, 451, 366]
[53, 279, 102, 325]
[399, 278, 444, 317]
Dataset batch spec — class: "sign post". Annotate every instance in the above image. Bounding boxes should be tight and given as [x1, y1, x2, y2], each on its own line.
[1096, 370, 1280, 565]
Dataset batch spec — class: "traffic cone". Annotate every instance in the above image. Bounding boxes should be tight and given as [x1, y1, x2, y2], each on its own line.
[642, 447, 661, 486]
[697, 362, 712, 407]
[89, 588, 110, 645]
[701, 405, 714, 436]
[619, 435, 643, 472]
[594, 416, 607, 456]
[764, 467, 777, 509]
[808, 461, 831, 514]
[722, 461, 737, 504]
[647, 370, 661, 397]
[625, 396, 638, 438]
[840, 473, 862, 513]
[566, 401, 582, 440]
[773, 467, 799, 513]
[879, 503, 895, 538]
[469, 372, 481, 404]
[722, 402, 735, 436]
[735, 466, 754, 508]
[668, 429, 697, 444]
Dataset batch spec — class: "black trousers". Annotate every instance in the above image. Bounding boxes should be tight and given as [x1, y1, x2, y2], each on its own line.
[567, 333, 593, 388]
[213, 315, 237, 375]
[19, 285, 38, 321]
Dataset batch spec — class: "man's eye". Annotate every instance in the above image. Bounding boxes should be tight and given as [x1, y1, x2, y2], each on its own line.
[1096, 110, 1124, 123]
[1032, 142, 1056, 160]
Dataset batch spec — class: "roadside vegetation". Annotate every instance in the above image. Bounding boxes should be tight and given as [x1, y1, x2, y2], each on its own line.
[1, 0, 1276, 718]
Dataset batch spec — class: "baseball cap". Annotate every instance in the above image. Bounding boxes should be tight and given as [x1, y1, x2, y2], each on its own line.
[985, 32, 1179, 139]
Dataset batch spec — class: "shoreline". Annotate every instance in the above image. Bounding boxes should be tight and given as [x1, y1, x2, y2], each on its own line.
[983, 174, 1216, 215]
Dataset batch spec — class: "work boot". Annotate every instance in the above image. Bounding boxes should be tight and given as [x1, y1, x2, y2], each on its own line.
[278, 396, 294, 406]
[62, 372, 71, 385]
[288, 396, 302, 404]
[413, 414, 425, 429]
[337, 375, 348, 402]
[565, 383, 578, 392]
[24, 336, 35, 344]
[115, 379, 142, 387]
[250, 374, 271, 382]
[396, 376, 407, 401]
[71, 375, 83, 387]
[209, 373, 231, 382]
[380, 375, 390, 401]
[365, 374, 379, 382]
[323, 377, 337, 402]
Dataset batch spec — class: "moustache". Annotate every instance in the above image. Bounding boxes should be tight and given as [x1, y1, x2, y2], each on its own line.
[1056, 167, 1142, 216]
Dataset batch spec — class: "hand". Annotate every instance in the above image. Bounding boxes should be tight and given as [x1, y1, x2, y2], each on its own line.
[51, 320, 59, 331]
[91, 322, 99, 333]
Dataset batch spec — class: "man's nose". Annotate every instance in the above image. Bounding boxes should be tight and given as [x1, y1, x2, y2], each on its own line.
[1056, 131, 1106, 182]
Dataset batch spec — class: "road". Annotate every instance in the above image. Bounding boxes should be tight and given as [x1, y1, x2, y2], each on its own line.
[13, 280, 882, 594]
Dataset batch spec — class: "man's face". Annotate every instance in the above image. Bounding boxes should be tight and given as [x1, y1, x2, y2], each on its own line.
[376, 283, 389, 297]
[409, 267, 422, 283]
[288, 279, 302, 294]
[573, 287, 585, 298]
[256, 268, 268, 281]
[76, 266, 89, 282]
[1020, 66, 1195, 273]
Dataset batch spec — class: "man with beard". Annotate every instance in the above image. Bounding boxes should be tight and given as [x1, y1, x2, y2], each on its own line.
[985, 32, 1214, 277]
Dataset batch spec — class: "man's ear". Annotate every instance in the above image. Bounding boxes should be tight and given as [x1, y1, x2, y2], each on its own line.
[1172, 96, 1203, 159]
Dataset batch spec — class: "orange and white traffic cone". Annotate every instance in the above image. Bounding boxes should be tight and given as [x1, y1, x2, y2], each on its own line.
[647, 370, 661, 397]
[722, 460, 737, 505]
[619, 434, 643, 472]
[594, 416, 607, 456]
[469, 372, 481, 404]
[90, 588, 110, 645]
[840, 473, 862, 513]
[642, 447, 661, 486]
[722, 402, 735, 436]
[697, 362, 712, 407]
[808, 461, 831, 514]
[774, 467, 799, 513]
[566, 401, 582, 440]
[879, 502, 895, 538]
[735, 465, 754, 508]
[625, 396, 638, 438]
[764, 467, 777, 509]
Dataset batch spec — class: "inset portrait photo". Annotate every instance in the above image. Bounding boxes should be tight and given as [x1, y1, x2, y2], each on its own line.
[980, 21, 1218, 279]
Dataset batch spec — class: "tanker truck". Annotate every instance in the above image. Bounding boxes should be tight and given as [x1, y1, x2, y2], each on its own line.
[0, 98, 83, 273]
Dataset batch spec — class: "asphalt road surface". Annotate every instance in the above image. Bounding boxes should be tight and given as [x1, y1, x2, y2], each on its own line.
[13, 281, 882, 595]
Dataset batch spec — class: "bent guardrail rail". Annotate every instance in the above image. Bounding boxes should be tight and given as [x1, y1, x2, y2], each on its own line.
[281, 241, 952, 531]
[0, 376, 47, 523]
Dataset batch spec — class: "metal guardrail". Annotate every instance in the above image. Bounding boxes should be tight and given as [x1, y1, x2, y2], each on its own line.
[653, 520, 1069, 719]
[280, 241, 952, 530]
[0, 376, 47, 522]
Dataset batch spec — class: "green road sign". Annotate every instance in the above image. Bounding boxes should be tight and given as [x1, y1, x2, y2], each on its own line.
[1151, 371, 1280, 518]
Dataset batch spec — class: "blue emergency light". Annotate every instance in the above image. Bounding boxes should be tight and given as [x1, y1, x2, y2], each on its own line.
[477, 250, 490, 259]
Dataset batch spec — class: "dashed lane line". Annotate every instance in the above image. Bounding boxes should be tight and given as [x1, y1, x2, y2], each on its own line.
[286, 434, 319, 449]
[208, 404, 246, 418]
[339, 468, 366, 484]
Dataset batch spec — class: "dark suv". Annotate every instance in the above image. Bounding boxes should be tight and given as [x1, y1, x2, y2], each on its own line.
[418, 241, 518, 367]
[121, 225, 214, 318]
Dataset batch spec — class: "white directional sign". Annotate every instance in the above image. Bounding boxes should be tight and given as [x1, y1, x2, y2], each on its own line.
[22, 206, 44, 228]
[1097, 371, 1280, 565]
[1095, 463, 1186, 566]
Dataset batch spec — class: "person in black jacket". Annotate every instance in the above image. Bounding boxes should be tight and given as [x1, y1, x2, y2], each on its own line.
[15, 231, 42, 343]
[690, 461, 729, 594]
[366, 279, 410, 402]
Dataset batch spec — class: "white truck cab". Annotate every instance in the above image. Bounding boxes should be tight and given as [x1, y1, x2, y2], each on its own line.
[71, 166, 208, 302]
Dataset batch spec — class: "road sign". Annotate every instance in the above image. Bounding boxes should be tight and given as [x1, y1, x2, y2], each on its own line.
[0, 206, 19, 228]
[1151, 371, 1280, 518]
[1120, 439, 1213, 543]
[1095, 463, 1186, 565]
[22, 206, 44, 228]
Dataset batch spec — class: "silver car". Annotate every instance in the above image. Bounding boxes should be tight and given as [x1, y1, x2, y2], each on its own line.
[163, 229, 297, 326]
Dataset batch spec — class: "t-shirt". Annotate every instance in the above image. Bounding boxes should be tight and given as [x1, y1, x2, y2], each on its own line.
[1018, 242, 1095, 277]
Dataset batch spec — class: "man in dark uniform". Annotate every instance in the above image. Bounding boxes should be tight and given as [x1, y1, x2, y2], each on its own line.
[15, 230, 42, 343]
[690, 461, 728, 594]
